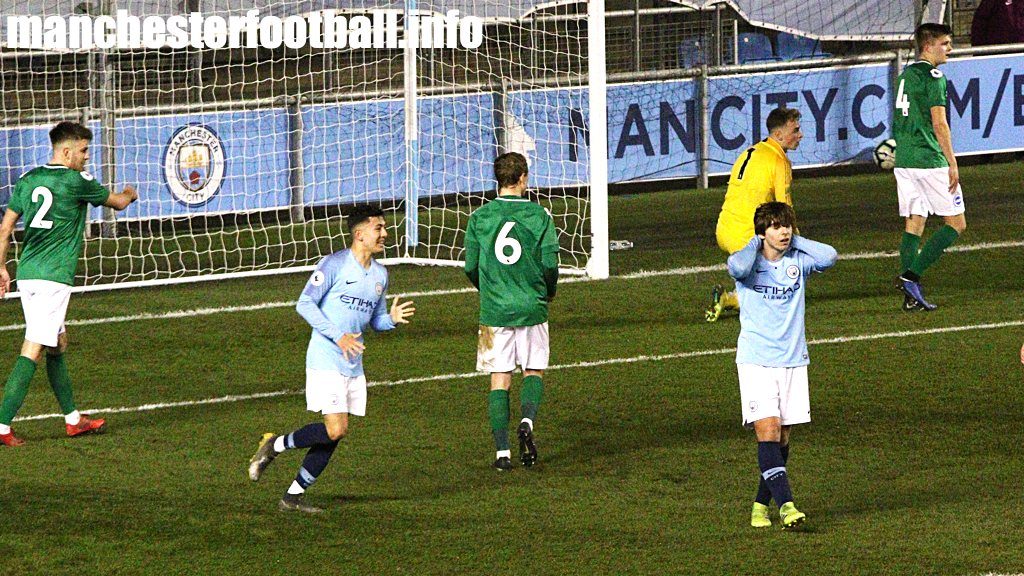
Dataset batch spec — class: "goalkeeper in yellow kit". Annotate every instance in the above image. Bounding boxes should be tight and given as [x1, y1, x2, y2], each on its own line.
[706, 107, 804, 322]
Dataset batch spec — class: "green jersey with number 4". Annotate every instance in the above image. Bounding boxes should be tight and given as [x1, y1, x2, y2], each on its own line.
[464, 195, 560, 327]
[8, 165, 110, 286]
[893, 61, 949, 169]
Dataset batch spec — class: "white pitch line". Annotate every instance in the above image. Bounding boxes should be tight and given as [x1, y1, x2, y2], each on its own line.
[615, 239, 1024, 280]
[0, 288, 477, 333]
[0, 239, 1020, 334]
[14, 318, 1024, 423]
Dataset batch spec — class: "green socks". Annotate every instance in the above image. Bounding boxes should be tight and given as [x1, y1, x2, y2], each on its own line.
[488, 389, 510, 451]
[909, 225, 960, 277]
[0, 356, 38, 425]
[0, 355, 80, 426]
[899, 232, 921, 273]
[490, 377, 545, 452]
[46, 353, 77, 415]
[521, 375, 543, 422]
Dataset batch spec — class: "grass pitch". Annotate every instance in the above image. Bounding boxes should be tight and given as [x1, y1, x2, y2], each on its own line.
[0, 161, 1021, 575]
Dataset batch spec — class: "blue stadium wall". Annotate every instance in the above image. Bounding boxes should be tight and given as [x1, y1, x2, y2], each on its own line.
[1, 53, 1021, 221]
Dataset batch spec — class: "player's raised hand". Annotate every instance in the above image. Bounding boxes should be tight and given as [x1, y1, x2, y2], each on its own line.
[390, 296, 415, 324]
[123, 185, 139, 203]
[336, 332, 365, 360]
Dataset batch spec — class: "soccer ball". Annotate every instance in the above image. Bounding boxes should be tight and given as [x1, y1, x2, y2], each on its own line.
[873, 138, 896, 170]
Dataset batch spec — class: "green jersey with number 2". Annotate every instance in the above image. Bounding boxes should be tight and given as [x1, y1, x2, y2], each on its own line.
[7, 165, 110, 286]
[893, 61, 949, 169]
[464, 196, 559, 327]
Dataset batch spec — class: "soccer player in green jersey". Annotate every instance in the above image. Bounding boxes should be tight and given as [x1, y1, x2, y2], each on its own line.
[892, 23, 966, 312]
[464, 152, 559, 471]
[0, 121, 138, 446]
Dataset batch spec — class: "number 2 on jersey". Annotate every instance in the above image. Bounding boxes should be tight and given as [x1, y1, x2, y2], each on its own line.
[29, 186, 54, 229]
[895, 79, 910, 117]
[494, 221, 522, 265]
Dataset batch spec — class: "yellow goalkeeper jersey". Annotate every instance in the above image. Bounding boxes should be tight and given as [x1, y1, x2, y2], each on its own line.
[715, 137, 793, 254]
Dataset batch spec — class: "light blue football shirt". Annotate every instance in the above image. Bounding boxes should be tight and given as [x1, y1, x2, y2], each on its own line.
[727, 236, 837, 368]
[296, 249, 396, 377]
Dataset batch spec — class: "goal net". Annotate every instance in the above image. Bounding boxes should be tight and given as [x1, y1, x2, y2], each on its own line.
[0, 0, 609, 294]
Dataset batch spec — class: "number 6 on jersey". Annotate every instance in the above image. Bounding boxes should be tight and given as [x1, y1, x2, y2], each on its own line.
[494, 221, 521, 265]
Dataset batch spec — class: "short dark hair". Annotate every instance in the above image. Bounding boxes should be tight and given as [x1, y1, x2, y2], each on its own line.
[50, 121, 93, 148]
[346, 205, 385, 234]
[754, 202, 797, 236]
[494, 152, 528, 189]
[914, 23, 952, 54]
[766, 107, 801, 133]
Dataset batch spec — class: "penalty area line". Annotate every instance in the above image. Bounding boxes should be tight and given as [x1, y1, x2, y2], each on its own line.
[0, 239, 1019, 334]
[14, 317, 1024, 423]
[616, 239, 1024, 280]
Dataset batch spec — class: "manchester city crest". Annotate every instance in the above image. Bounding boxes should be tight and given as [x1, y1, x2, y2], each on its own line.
[163, 125, 225, 207]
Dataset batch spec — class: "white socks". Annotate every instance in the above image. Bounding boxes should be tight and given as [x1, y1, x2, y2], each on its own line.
[1, 413, 82, 432]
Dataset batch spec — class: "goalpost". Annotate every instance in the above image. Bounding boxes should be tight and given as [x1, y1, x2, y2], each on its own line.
[0, 0, 610, 296]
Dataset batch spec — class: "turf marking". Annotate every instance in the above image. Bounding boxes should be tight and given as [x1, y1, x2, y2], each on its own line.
[14, 318, 1024, 423]
[0, 239, 1019, 334]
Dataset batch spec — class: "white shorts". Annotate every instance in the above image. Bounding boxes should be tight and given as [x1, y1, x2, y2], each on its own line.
[305, 370, 367, 416]
[476, 323, 549, 373]
[19, 279, 71, 348]
[895, 167, 966, 218]
[737, 364, 810, 427]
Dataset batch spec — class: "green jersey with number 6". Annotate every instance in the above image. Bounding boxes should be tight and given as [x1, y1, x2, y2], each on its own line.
[464, 195, 560, 327]
[893, 61, 949, 169]
[7, 165, 110, 286]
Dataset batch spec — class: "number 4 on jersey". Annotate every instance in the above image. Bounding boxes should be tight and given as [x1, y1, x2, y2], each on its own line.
[494, 221, 522, 265]
[895, 79, 910, 117]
